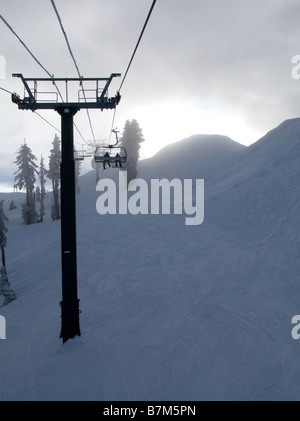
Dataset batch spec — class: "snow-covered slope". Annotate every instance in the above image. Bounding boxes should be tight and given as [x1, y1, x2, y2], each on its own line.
[139, 134, 245, 180]
[0, 119, 300, 401]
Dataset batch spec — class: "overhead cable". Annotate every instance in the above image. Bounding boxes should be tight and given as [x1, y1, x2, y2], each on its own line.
[119, 0, 157, 92]
[108, 0, 157, 141]
[50, 0, 97, 145]
[0, 12, 91, 147]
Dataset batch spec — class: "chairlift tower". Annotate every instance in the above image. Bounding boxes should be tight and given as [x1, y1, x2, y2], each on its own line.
[12, 73, 121, 343]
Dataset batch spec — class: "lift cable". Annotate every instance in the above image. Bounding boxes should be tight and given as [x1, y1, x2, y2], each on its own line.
[0, 14, 65, 103]
[108, 0, 157, 142]
[1, 84, 61, 133]
[50, 0, 81, 78]
[0, 13, 91, 147]
[0, 14, 53, 79]
[119, 0, 157, 92]
[50, 0, 97, 146]
[107, 108, 117, 143]
[2, 0, 157, 148]
[0, 86, 13, 95]
[34, 111, 61, 133]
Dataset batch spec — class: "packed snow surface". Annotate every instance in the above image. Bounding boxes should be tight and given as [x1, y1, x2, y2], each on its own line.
[0, 119, 300, 401]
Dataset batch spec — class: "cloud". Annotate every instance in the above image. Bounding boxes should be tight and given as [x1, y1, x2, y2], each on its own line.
[0, 0, 299, 173]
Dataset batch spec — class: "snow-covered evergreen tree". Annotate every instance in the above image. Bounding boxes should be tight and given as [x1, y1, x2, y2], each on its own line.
[75, 159, 81, 195]
[0, 200, 8, 268]
[0, 201, 16, 305]
[0, 267, 16, 305]
[120, 120, 145, 184]
[38, 155, 47, 222]
[35, 186, 41, 203]
[47, 134, 61, 220]
[9, 200, 17, 211]
[14, 141, 38, 225]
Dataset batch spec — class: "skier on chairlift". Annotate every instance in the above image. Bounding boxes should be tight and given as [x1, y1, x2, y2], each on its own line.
[103, 152, 111, 169]
[115, 153, 122, 168]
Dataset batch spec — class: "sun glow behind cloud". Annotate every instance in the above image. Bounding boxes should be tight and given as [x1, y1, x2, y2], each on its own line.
[135, 101, 263, 159]
[1, 0, 299, 192]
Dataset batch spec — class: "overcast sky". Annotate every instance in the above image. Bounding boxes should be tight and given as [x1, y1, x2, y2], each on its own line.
[0, 0, 300, 191]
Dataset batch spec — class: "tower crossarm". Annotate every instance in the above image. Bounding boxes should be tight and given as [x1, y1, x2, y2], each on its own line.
[12, 73, 121, 111]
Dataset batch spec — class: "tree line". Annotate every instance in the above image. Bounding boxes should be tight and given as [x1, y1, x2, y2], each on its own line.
[13, 133, 81, 225]
[0, 200, 16, 305]
[0, 133, 71, 304]
[0, 119, 144, 305]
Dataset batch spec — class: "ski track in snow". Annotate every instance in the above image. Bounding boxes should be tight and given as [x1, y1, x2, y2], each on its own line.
[1, 119, 300, 400]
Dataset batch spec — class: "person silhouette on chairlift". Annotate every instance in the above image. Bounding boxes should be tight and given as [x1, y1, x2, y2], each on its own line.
[103, 152, 111, 169]
[115, 153, 122, 168]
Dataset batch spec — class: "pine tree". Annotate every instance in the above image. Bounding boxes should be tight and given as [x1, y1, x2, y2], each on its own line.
[0, 201, 8, 268]
[36, 186, 41, 202]
[14, 141, 38, 225]
[38, 155, 47, 222]
[9, 200, 17, 211]
[0, 201, 16, 305]
[75, 159, 81, 195]
[0, 267, 16, 305]
[47, 134, 61, 220]
[120, 120, 145, 184]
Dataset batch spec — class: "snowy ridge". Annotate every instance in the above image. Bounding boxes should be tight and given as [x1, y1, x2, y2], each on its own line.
[0, 118, 300, 401]
[139, 134, 245, 180]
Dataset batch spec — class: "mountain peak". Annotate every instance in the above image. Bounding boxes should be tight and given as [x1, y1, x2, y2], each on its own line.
[139, 134, 245, 179]
[153, 133, 244, 157]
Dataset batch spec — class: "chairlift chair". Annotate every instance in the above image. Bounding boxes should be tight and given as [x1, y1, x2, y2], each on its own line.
[74, 148, 94, 161]
[74, 151, 85, 161]
[94, 129, 127, 169]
